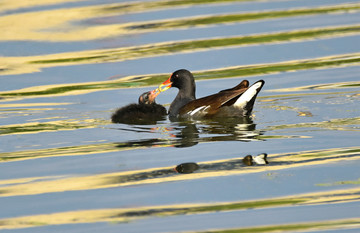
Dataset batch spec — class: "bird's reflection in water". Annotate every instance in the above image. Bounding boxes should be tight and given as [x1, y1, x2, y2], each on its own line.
[196, 116, 259, 141]
[175, 153, 268, 174]
[113, 116, 262, 149]
[106, 153, 268, 186]
[172, 116, 262, 147]
[172, 122, 199, 148]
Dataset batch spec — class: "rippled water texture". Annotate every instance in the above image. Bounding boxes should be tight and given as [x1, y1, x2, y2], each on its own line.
[1, 0, 360, 232]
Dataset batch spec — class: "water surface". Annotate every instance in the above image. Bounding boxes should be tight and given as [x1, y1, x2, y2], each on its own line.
[0, 0, 360, 232]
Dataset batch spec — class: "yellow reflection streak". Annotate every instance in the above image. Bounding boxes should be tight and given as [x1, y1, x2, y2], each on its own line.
[0, 102, 73, 108]
[1, 25, 360, 76]
[1, 0, 232, 42]
[0, 187, 359, 230]
[0, 3, 116, 41]
[0, 146, 358, 197]
[0, 142, 151, 162]
[1, 3, 359, 42]
[0, 108, 61, 113]
[0, 0, 84, 13]
[0, 78, 138, 99]
[0, 176, 66, 186]
[0, 103, 73, 116]
[0, 119, 106, 136]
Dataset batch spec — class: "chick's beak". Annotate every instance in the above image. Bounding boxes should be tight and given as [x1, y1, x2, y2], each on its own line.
[147, 91, 156, 103]
[150, 77, 172, 98]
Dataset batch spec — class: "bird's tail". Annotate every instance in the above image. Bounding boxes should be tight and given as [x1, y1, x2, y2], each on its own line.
[234, 80, 265, 114]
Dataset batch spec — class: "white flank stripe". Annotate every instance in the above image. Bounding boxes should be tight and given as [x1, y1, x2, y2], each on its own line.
[188, 106, 209, 116]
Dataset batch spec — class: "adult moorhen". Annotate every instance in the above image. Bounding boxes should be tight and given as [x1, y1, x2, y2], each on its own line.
[111, 91, 167, 124]
[152, 69, 265, 119]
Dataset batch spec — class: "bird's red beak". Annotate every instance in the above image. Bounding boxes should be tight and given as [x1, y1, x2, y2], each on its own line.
[150, 76, 172, 98]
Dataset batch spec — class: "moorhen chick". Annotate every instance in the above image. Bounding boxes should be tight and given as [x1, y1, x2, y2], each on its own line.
[111, 91, 167, 124]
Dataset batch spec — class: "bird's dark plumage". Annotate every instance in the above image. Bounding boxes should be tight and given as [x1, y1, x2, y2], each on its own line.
[111, 91, 167, 125]
[153, 69, 264, 119]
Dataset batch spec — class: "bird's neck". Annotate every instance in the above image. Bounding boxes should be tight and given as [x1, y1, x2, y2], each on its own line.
[169, 85, 196, 117]
[181, 79, 196, 99]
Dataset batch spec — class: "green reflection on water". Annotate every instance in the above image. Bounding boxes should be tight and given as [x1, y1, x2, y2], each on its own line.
[1, 2, 358, 43]
[29, 25, 360, 65]
[266, 117, 360, 132]
[317, 178, 360, 187]
[1, 52, 360, 100]
[0, 142, 120, 162]
[200, 218, 360, 233]
[0, 119, 107, 137]
[0, 186, 359, 230]
[96, 0, 262, 15]
[1, 24, 360, 77]
[125, 3, 360, 31]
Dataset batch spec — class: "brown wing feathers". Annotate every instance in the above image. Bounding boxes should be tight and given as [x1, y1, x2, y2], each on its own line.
[179, 80, 250, 116]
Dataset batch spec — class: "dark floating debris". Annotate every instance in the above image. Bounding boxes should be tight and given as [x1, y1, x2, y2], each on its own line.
[174, 162, 200, 174]
[242, 153, 268, 166]
[242, 155, 253, 166]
